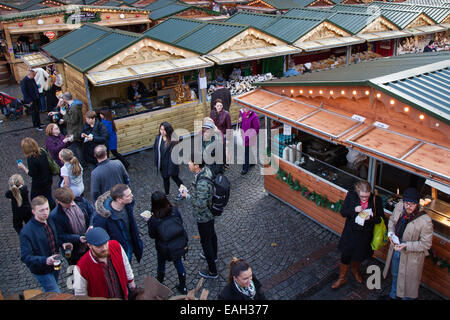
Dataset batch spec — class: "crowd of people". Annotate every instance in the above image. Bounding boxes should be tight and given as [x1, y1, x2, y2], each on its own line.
[6, 72, 434, 300]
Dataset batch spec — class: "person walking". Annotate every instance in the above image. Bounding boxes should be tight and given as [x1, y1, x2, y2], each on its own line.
[20, 196, 72, 293]
[239, 107, 260, 175]
[99, 109, 129, 169]
[218, 258, 266, 300]
[331, 180, 382, 289]
[58, 148, 84, 198]
[94, 184, 143, 263]
[20, 69, 43, 131]
[210, 77, 231, 111]
[51, 187, 95, 265]
[180, 152, 218, 279]
[81, 111, 109, 167]
[153, 122, 184, 200]
[381, 188, 433, 300]
[147, 191, 188, 294]
[18, 137, 56, 210]
[45, 123, 70, 168]
[90, 144, 129, 202]
[73, 227, 136, 299]
[5, 174, 32, 235]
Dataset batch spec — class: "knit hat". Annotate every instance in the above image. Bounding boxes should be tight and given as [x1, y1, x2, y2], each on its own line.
[202, 121, 215, 129]
[402, 187, 420, 204]
[86, 227, 110, 246]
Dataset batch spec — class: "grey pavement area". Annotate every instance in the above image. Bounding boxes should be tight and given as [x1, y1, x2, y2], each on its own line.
[0, 83, 443, 300]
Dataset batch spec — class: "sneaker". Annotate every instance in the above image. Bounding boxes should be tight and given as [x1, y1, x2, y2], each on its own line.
[0, 119, 3, 123]
[199, 252, 218, 263]
[199, 269, 218, 279]
[36, 127, 44, 131]
[240, 170, 248, 175]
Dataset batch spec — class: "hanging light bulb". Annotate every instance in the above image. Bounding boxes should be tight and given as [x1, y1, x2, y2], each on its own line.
[389, 99, 395, 105]
[419, 114, 425, 120]
[329, 90, 334, 95]
[365, 90, 370, 95]
[352, 90, 357, 95]
[376, 93, 381, 99]
[404, 107, 409, 112]
[341, 90, 345, 95]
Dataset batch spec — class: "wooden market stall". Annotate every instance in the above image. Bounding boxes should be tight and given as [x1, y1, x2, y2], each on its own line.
[0, 4, 151, 82]
[233, 52, 450, 298]
[41, 23, 214, 154]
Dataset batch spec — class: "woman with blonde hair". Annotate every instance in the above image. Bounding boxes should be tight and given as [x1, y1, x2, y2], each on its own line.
[5, 174, 32, 234]
[218, 258, 266, 300]
[58, 148, 84, 197]
[18, 137, 55, 209]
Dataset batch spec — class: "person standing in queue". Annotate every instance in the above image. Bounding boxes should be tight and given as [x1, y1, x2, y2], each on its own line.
[332, 180, 382, 289]
[20, 69, 43, 131]
[210, 99, 231, 170]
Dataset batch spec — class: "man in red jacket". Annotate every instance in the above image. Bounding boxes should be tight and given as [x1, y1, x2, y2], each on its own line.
[73, 227, 136, 299]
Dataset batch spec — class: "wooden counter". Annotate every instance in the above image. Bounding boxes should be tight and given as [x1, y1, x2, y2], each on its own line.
[266, 156, 450, 298]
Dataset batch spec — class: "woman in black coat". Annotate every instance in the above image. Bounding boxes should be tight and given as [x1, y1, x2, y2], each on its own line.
[80, 111, 109, 166]
[218, 258, 266, 300]
[332, 180, 382, 289]
[147, 191, 188, 294]
[153, 122, 184, 200]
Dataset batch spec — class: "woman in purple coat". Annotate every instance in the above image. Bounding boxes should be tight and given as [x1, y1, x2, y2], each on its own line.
[45, 123, 70, 167]
[239, 107, 260, 175]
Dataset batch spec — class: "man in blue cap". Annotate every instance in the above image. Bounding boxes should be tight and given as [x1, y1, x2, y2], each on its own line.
[73, 227, 136, 299]
[381, 187, 433, 300]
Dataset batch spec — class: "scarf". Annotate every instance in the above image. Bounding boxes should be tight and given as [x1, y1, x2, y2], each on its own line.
[234, 280, 256, 299]
[360, 199, 369, 210]
[394, 207, 424, 241]
[63, 203, 86, 235]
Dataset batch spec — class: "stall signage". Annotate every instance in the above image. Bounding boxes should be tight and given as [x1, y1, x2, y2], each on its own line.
[283, 124, 292, 136]
[199, 77, 207, 89]
[351, 114, 366, 123]
[44, 31, 56, 40]
[374, 121, 389, 129]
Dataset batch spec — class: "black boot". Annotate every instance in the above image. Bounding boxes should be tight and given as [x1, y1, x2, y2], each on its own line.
[176, 273, 187, 294]
[157, 272, 165, 284]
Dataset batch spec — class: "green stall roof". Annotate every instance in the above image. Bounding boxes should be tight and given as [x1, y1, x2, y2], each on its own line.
[284, 7, 335, 20]
[262, 17, 322, 43]
[226, 11, 279, 29]
[143, 18, 205, 43]
[326, 11, 378, 34]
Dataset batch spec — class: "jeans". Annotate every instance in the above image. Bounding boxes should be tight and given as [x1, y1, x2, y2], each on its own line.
[197, 220, 218, 274]
[156, 251, 185, 275]
[389, 250, 414, 300]
[33, 271, 60, 293]
[242, 145, 250, 172]
[39, 93, 46, 112]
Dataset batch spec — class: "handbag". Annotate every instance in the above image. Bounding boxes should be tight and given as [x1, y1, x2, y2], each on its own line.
[371, 196, 388, 250]
[233, 123, 244, 147]
[41, 148, 60, 176]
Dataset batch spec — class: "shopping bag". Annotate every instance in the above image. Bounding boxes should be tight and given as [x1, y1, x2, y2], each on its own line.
[371, 217, 388, 251]
[233, 124, 244, 147]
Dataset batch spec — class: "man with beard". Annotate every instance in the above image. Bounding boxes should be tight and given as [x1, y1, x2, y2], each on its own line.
[73, 227, 136, 299]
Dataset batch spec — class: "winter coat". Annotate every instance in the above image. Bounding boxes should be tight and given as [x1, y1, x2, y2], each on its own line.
[20, 76, 39, 103]
[338, 190, 382, 262]
[81, 120, 109, 165]
[147, 207, 187, 261]
[218, 275, 266, 300]
[101, 119, 117, 151]
[190, 166, 214, 223]
[26, 151, 52, 193]
[45, 133, 68, 167]
[382, 201, 433, 298]
[93, 191, 143, 263]
[153, 135, 179, 178]
[64, 100, 83, 141]
[50, 196, 96, 264]
[90, 159, 129, 202]
[240, 109, 260, 147]
[210, 109, 232, 141]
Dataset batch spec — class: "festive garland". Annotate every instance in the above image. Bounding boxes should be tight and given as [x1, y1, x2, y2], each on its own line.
[276, 168, 344, 213]
[428, 248, 450, 273]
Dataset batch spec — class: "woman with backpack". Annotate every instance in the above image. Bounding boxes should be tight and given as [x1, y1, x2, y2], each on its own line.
[147, 191, 188, 294]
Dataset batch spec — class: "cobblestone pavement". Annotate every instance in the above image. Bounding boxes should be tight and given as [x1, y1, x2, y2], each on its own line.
[0, 84, 443, 300]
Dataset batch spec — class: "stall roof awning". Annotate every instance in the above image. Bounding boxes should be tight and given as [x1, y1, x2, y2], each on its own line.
[21, 52, 54, 68]
[405, 24, 447, 35]
[86, 56, 213, 86]
[294, 36, 365, 52]
[205, 45, 300, 64]
[357, 30, 411, 41]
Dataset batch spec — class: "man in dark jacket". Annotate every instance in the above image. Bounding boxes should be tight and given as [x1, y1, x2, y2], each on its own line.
[60, 92, 84, 164]
[20, 196, 72, 293]
[93, 184, 143, 263]
[51, 187, 96, 265]
[210, 77, 231, 112]
[20, 69, 42, 130]
[127, 81, 148, 105]
[81, 110, 109, 166]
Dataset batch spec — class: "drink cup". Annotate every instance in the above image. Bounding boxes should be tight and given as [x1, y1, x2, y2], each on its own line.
[65, 248, 72, 259]
[53, 257, 61, 271]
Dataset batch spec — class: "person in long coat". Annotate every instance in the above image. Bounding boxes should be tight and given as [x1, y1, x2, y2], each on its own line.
[153, 122, 184, 200]
[382, 188, 433, 300]
[332, 180, 382, 289]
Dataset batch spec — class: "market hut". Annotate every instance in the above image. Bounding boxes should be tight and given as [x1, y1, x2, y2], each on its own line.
[149, 2, 223, 25]
[0, 4, 151, 82]
[41, 23, 214, 154]
[233, 52, 450, 298]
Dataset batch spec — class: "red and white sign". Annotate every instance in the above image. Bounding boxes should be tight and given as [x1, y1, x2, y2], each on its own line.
[44, 31, 56, 40]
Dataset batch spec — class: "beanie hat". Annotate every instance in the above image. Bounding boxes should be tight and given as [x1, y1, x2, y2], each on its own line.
[86, 227, 110, 246]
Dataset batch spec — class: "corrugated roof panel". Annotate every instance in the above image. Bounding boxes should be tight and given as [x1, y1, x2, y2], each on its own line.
[263, 17, 321, 43]
[226, 12, 278, 29]
[327, 12, 377, 34]
[149, 3, 190, 20]
[42, 25, 108, 59]
[380, 9, 421, 29]
[174, 23, 246, 54]
[64, 32, 139, 72]
[329, 4, 368, 13]
[412, 5, 450, 23]
[143, 18, 205, 43]
[284, 8, 334, 20]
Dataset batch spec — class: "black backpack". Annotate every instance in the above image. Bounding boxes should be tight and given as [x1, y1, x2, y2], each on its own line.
[199, 173, 230, 216]
[157, 214, 188, 261]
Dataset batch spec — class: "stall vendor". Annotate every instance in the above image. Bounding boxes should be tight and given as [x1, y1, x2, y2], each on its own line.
[127, 81, 148, 105]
